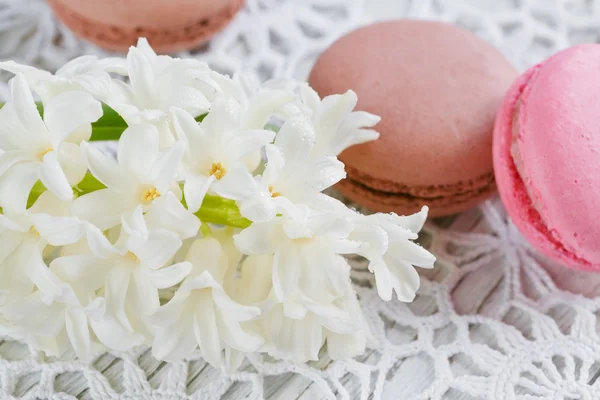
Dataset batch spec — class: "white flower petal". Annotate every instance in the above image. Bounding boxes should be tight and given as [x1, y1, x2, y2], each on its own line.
[81, 142, 129, 190]
[153, 317, 198, 362]
[118, 124, 160, 182]
[326, 329, 366, 360]
[0, 61, 53, 84]
[105, 266, 133, 332]
[85, 223, 119, 258]
[211, 287, 261, 322]
[57, 142, 87, 186]
[193, 295, 223, 367]
[184, 240, 227, 283]
[0, 151, 31, 176]
[170, 106, 208, 153]
[127, 46, 156, 103]
[147, 290, 187, 327]
[241, 90, 295, 130]
[145, 192, 200, 239]
[121, 206, 148, 240]
[211, 165, 257, 201]
[385, 259, 421, 303]
[130, 229, 181, 270]
[238, 189, 277, 223]
[43, 91, 103, 146]
[65, 310, 91, 360]
[24, 240, 66, 299]
[184, 174, 214, 213]
[263, 307, 322, 363]
[10, 74, 50, 142]
[216, 311, 263, 353]
[261, 145, 285, 185]
[50, 255, 109, 295]
[303, 156, 346, 192]
[386, 240, 436, 268]
[0, 102, 38, 150]
[0, 161, 39, 212]
[273, 116, 316, 169]
[226, 129, 275, 161]
[72, 189, 127, 231]
[0, 231, 24, 265]
[388, 206, 429, 234]
[129, 268, 161, 316]
[370, 259, 395, 302]
[146, 261, 192, 289]
[90, 316, 142, 351]
[272, 242, 301, 302]
[233, 221, 282, 255]
[151, 140, 184, 193]
[104, 80, 137, 111]
[39, 150, 73, 200]
[201, 96, 241, 138]
[31, 214, 85, 246]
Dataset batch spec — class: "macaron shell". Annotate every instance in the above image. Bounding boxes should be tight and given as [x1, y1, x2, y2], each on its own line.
[309, 20, 517, 188]
[493, 58, 594, 270]
[516, 44, 600, 267]
[48, 0, 244, 52]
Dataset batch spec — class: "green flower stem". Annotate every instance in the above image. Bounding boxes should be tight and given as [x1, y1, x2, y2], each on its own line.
[25, 173, 251, 229]
[196, 195, 251, 229]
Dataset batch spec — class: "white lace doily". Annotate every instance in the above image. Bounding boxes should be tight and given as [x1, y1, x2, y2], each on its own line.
[1, 0, 600, 399]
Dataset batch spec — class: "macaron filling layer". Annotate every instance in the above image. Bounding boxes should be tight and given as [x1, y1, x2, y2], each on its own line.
[341, 164, 496, 212]
[507, 71, 593, 268]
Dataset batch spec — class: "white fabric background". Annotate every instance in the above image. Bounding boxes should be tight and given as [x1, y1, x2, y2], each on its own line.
[1, 0, 600, 399]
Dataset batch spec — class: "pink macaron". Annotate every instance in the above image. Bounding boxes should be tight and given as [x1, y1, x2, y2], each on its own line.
[48, 0, 244, 53]
[494, 44, 600, 271]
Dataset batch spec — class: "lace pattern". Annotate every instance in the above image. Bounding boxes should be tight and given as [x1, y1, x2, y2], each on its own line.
[1, 0, 600, 399]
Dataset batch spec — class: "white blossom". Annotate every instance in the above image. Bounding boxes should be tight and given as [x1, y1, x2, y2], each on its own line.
[72, 123, 187, 230]
[217, 114, 346, 222]
[169, 96, 275, 213]
[350, 207, 436, 302]
[104, 38, 219, 145]
[0, 37, 436, 367]
[299, 85, 380, 158]
[150, 238, 262, 368]
[0, 74, 102, 202]
[0, 55, 123, 103]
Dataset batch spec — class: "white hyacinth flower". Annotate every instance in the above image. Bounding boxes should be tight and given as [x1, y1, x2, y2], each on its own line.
[0, 190, 112, 302]
[169, 97, 275, 213]
[299, 85, 381, 158]
[150, 238, 262, 367]
[105, 38, 218, 145]
[234, 206, 360, 319]
[351, 207, 436, 302]
[72, 124, 186, 230]
[0, 37, 438, 365]
[0, 74, 103, 203]
[217, 114, 346, 223]
[0, 289, 109, 360]
[54, 206, 194, 347]
[224, 250, 373, 364]
[0, 55, 124, 103]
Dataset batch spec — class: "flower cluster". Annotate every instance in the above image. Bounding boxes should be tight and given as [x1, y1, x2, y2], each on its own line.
[0, 39, 435, 371]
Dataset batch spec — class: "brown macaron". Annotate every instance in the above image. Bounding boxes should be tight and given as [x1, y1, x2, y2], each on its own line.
[48, 0, 244, 53]
[309, 20, 518, 217]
